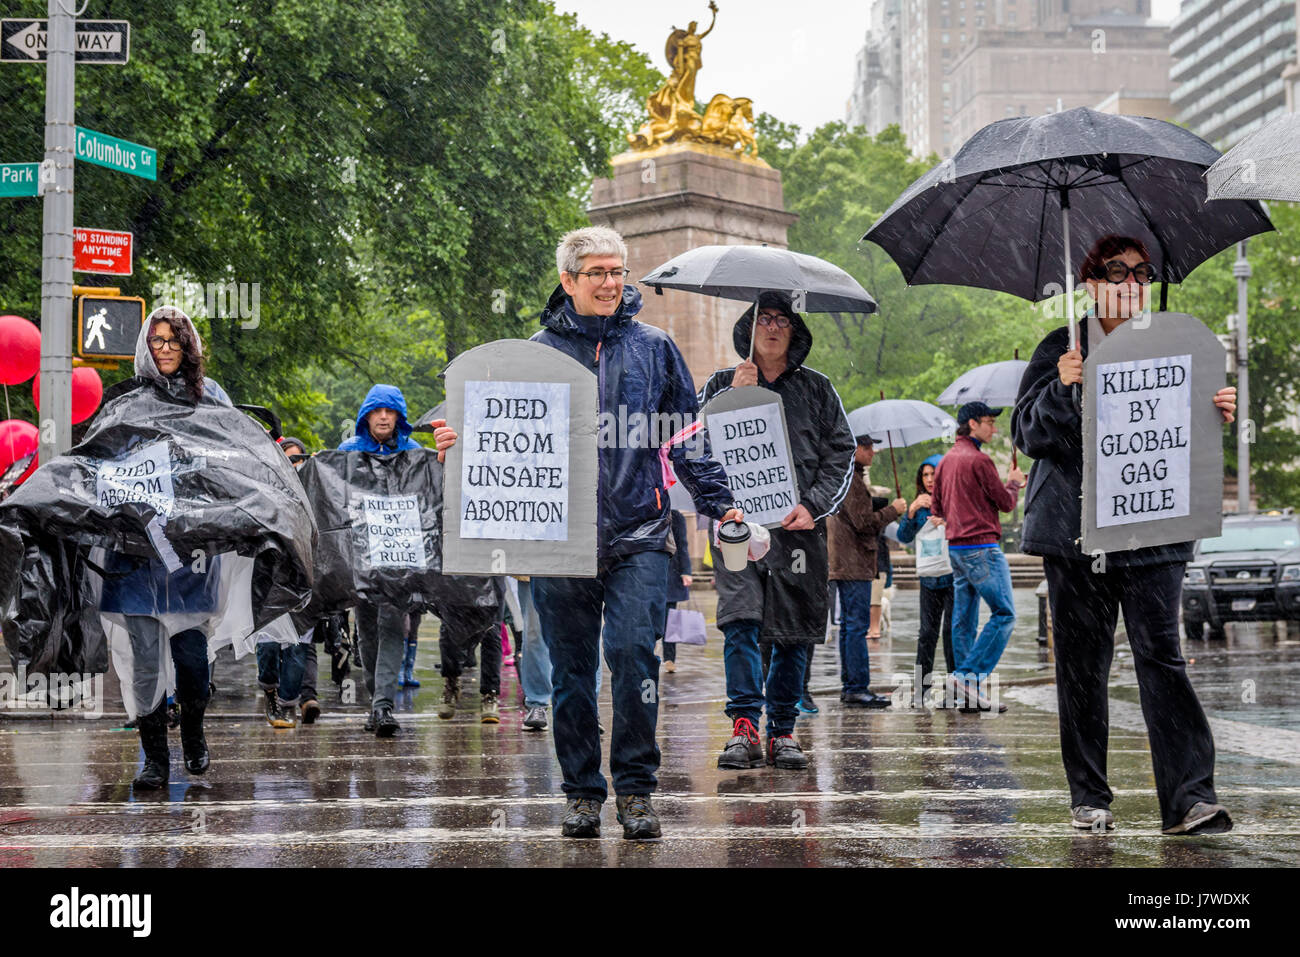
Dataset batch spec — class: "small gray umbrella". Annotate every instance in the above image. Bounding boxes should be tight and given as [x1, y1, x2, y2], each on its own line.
[937, 358, 1029, 409]
[1206, 112, 1300, 203]
[847, 398, 957, 496]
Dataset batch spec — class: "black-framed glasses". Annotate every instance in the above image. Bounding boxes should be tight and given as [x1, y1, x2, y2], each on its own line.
[1094, 260, 1157, 285]
[756, 313, 791, 328]
[573, 268, 630, 283]
[147, 336, 183, 352]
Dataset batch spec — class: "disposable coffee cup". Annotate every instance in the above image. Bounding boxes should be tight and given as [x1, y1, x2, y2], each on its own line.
[717, 519, 752, 571]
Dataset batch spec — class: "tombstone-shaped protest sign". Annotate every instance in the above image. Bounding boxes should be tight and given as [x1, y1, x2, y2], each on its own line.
[442, 340, 598, 576]
[700, 386, 800, 529]
[1082, 313, 1227, 553]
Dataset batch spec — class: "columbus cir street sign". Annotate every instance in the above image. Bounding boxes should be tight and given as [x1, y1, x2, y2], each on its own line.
[75, 127, 156, 181]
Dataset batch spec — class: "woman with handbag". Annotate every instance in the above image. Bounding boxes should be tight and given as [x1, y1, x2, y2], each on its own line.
[896, 455, 954, 708]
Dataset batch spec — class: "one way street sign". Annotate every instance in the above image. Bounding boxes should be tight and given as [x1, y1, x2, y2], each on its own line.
[0, 20, 129, 64]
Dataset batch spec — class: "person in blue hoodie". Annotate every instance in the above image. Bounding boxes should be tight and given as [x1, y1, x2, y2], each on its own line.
[437, 226, 741, 840]
[896, 454, 955, 707]
[338, 384, 438, 737]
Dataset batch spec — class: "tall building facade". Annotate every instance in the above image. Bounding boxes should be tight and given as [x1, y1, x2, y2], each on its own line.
[1170, 0, 1297, 149]
[847, 0, 902, 133]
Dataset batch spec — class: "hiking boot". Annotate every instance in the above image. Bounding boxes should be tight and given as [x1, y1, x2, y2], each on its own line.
[1071, 805, 1115, 831]
[264, 689, 294, 729]
[717, 717, 763, 770]
[132, 702, 170, 790]
[616, 794, 661, 840]
[523, 706, 548, 731]
[373, 706, 400, 738]
[437, 677, 459, 719]
[300, 699, 321, 725]
[843, 691, 891, 709]
[561, 797, 602, 838]
[481, 692, 500, 724]
[1162, 802, 1233, 836]
[767, 734, 808, 770]
[178, 699, 209, 775]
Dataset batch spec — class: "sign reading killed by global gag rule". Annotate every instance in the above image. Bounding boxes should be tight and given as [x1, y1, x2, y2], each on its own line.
[460, 380, 570, 541]
[701, 386, 800, 529]
[1082, 313, 1227, 554]
[441, 339, 598, 577]
[362, 494, 427, 569]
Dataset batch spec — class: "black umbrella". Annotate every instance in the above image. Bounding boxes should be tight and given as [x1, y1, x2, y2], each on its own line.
[640, 244, 877, 358]
[862, 107, 1273, 349]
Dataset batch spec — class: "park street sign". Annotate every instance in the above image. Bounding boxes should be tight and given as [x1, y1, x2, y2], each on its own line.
[75, 127, 156, 181]
[77, 294, 145, 361]
[0, 19, 129, 64]
[0, 162, 38, 197]
[74, 227, 133, 276]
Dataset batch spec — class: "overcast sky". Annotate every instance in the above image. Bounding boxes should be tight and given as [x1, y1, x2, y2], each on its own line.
[555, 0, 1183, 134]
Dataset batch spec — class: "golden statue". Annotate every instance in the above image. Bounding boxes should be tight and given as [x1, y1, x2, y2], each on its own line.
[628, 2, 761, 162]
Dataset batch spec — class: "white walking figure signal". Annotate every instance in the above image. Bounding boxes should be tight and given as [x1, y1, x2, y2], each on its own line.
[84, 307, 111, 350]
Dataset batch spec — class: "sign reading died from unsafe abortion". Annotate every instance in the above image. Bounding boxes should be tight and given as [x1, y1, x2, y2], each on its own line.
[1082, 313, 1226, 554]
[95, 441, 174, 517]
[461, 380, 570, 541]
[702, 386, 800, 529]
[442, 340, 598, 577]
[362, 494, 427, 569]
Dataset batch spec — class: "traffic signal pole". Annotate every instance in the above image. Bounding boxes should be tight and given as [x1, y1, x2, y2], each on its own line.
[38, 0, 74, 464]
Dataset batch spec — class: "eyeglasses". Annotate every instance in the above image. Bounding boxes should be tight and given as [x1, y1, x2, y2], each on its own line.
[1093, 260, 1156, 285]
[573, 268, 630, 283]
[756, 313, 791, 328]
[147, 336, 183, 352]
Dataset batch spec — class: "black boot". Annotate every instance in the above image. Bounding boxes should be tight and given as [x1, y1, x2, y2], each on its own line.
[179, 699, 210, 774]
[132, 702, 170, 790]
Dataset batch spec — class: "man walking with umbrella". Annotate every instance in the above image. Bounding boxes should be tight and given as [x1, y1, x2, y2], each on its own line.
[704, 292, 856, 771]
[932, 401, 1024, 712]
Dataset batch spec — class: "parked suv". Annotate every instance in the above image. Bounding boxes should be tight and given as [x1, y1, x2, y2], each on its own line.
[1182, 511, 1300, 641]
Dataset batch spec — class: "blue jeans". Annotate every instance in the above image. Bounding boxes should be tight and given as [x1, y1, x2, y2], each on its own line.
[837, 579, 874, 695]
[949, 546, 1016, 688]
[257, 641, 306, 704]
[533, 550, 669, 801]
[516, 580, 552, 709]
[722, 621, 808, 738]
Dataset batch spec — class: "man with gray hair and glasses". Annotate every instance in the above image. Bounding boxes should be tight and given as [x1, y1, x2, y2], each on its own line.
[440, 226, 740, 839]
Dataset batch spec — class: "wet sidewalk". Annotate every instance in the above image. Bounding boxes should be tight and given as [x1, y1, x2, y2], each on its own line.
[1, 587, 1297, 866]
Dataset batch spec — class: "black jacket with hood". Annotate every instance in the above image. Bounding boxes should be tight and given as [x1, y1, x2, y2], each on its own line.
[531, 284, 735, 560]
[699, 301, 856, 642]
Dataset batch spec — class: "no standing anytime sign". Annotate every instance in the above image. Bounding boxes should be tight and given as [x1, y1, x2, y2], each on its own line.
[74, 227, 133, 276]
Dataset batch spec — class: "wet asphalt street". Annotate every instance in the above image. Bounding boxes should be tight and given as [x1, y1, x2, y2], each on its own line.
[1, 587, 1297, 867]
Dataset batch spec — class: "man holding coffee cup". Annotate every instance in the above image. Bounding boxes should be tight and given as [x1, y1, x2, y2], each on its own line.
[701, 292, 856, 771]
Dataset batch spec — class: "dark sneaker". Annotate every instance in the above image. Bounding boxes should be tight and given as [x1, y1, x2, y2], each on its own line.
[300, 699, 321, 725]
[373, 707, 400, 738]
[717, 717, 763, 770]
[523, 706, 548, 731]
[1071, 805, 1115, 830]
[264, 689, 294, 729]
[561, 797, 602, 838]
[1162, 802, 1233, 836]
[615, 794, 661, 840]
[843, 691, 891, 709]
[795, 694, 819, 714]
[767, 734, 808, 770]
[437, 677, 459, 719]
[481, 692, 500, 724]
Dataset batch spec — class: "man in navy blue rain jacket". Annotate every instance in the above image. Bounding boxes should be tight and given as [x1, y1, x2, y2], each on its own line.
[439, 227, 741, 840]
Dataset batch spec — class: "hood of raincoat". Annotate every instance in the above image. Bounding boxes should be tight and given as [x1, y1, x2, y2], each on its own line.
[730, 293, 814, 374]
[340, 384, 420, 453]
[532, 283, 736, 558]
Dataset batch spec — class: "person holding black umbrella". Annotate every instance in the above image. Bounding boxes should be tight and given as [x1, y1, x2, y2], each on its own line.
[704, 292, 856, 771]
[1013, 233, 1238, 835]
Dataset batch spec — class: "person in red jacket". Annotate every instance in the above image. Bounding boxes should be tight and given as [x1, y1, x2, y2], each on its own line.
[931, 401, 1025, 712]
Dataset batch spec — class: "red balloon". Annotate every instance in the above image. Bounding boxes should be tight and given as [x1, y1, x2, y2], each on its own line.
[31, 366, 104, 424]
[0, 418, 38, 472]
[0, 314, 41, 385]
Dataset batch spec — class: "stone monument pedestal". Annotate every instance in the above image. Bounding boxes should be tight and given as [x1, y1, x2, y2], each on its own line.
[588, 143, 798, 388]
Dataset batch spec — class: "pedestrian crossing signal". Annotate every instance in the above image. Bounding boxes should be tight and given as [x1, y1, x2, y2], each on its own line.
[76, 294, 144, 361]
